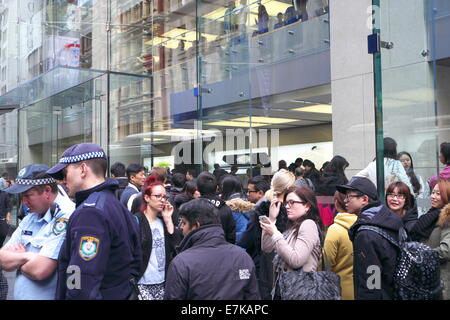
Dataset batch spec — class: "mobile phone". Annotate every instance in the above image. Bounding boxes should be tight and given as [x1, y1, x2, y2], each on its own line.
[259, 215, 270, 223]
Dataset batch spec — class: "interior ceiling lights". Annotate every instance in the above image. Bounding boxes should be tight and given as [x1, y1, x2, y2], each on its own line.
[292, 104, 332, 114]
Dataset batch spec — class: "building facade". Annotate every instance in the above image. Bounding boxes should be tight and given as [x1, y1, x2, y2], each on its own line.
[0, 0, 448, 198]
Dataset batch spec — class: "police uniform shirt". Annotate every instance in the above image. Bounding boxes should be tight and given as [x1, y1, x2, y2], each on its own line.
[4, 193, 75, 300]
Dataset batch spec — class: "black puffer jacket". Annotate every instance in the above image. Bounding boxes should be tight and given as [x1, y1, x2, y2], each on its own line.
[164, 224, 260, 300]
[349, 203, 403, 300]
[200, 195, 236, 244]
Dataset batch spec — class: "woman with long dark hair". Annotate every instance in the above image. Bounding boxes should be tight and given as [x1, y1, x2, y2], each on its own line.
[221, 175, 245, 201]
[255, 3, 269, 34]
[303, 159, 320, 188]
[221, 175, 254, 243]
[398, 151, 430, 216]
[248, 169, 294, 299]
[135, 175, 181, 300]
[260, 186, 323, 300]
[316, 155, 349, 196]
[174, 180, 200, 211]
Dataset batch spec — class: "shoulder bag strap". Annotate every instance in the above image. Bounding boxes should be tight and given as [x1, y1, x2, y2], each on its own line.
[358, 225, 399, 248]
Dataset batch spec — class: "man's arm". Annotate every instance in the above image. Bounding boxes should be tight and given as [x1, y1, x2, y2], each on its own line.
[65, 208, 111, 300]
[0, 225, 29, 271]
[221, 206, 236, 244]
[0, 246, 32, 271]
[353, 231, 384, 300]
[243, 263, 261, 300]
[164, 260, 188, 300]
[20, 255, 57, 281]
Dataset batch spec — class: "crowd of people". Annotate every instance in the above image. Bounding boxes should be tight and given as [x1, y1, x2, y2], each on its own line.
[0, 138, 449, 300]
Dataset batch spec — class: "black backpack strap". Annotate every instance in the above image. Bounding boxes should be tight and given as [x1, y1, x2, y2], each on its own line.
[358, 225, 399, 248]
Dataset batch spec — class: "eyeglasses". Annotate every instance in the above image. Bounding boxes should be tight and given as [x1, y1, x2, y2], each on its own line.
[247, 190, 258, 194]
[345, 193, 364, 200]
[151, 194, 168, 201]
[387, 193, 405, 200]
[285, 200, 306, 207]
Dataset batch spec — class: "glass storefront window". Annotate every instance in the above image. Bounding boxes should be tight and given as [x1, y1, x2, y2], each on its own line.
[373, 0, 449, 214]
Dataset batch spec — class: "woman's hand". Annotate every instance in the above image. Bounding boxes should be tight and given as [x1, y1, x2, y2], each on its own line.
[260, 217, 278, 237]
[162, 202, 174, 221]
[269, 199, 281, 222]
[162, 202, 175, 234]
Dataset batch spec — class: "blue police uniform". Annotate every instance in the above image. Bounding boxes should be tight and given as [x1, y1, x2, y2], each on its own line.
[55, 179, 142, 300]
[5, 193, 75, 300]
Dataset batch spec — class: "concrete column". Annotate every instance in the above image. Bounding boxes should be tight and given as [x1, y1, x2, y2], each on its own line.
[330, 0, 375, 178]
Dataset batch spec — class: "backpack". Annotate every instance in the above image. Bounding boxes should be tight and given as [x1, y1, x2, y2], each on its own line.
[358, 225, 443, 300]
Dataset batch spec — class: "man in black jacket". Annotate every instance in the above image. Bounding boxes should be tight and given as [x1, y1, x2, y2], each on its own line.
[337, 176, 402, 300]
[110, 162, 128, 201]
[164, 198, 260, 300]
[197, 172, 236, 244]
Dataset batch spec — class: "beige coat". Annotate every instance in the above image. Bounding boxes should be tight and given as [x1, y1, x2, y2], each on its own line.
[423, 203, 450, 300]
[261, 219, 321, 290]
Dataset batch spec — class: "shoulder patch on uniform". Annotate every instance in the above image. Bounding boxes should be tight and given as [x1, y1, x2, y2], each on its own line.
[239, 269, 250, 280]
[53, 218, 69, 235]
[79, 236, 100, 261]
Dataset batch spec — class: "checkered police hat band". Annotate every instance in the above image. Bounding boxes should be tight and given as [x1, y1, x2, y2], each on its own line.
[16, 178, 56, 186]
[60, 151, 105, 164]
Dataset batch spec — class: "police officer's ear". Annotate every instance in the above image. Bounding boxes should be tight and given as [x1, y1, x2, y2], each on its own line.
[79, 162, 90, 178]
[44, 185, 53, 197]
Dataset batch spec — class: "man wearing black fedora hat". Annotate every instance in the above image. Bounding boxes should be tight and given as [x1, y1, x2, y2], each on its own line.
[0, 164, 75, 300]
[47, 143, 141, 300]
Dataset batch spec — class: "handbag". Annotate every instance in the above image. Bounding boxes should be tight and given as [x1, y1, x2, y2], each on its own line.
[276, 223, 341, 300]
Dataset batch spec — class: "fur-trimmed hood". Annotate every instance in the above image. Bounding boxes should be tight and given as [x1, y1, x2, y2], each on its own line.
[438, 204, 450, 229]
[226, 198, 255, 213]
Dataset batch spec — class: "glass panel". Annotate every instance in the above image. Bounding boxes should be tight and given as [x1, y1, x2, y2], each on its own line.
[376, 0, 450, 215]
[18, 75, 105, 168]
[198, 0, 331, 190]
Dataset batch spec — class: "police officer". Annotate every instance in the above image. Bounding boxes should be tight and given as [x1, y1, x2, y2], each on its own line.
[0, 164, 75, 300]
[46, 143, 141, 300]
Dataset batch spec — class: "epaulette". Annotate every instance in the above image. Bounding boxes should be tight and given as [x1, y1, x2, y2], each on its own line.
[81, 192, 106, 211]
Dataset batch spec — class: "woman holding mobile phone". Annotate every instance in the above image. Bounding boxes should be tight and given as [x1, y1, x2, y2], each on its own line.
[260, 186, 324, 300]
[134, 175, 182, 300]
